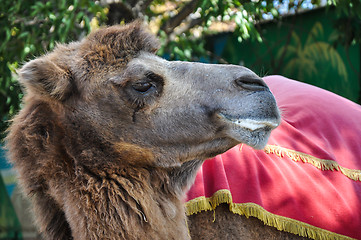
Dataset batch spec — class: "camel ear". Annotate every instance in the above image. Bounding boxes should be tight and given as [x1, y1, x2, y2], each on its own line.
[19, 58, 74, 101]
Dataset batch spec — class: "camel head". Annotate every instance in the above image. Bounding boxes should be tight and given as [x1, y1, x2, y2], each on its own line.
[18, 22, 280, 168]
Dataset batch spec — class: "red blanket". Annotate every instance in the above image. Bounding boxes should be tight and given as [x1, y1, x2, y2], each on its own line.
[185, 76, 361, 240]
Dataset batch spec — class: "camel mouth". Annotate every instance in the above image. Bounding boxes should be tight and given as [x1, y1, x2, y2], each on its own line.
[218, 113, 280, 131]
[217, 113, 280, 149]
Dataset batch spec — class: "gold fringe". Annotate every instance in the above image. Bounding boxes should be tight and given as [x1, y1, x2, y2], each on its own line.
[185, 189, 355, 240]
[264, 145, 361, 182]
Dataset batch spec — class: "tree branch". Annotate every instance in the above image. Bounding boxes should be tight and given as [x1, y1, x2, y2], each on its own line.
[133, 0, 153, 18]
[206, 50, 229, 64]
[160, 0, 200, 35]
[187, 17, 203, 30]
[172, 17, 203, 36]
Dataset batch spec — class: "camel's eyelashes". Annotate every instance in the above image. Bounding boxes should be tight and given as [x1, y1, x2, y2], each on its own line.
[132, 81, 153, 93]
[123, 71, 164, 108]
[131, 71, 164, 95]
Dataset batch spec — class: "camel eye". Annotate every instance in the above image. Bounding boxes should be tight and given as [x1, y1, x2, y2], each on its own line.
[123, 71, 164, 108]
[131, 72, 163, 94]
[132, 82, 153, 93]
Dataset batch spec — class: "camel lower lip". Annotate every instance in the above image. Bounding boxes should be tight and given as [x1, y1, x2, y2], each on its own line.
[218, 113, 279, 131]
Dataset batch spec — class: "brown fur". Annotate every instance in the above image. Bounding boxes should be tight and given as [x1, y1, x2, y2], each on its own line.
[6, 22, 282, 239]
[7, 93, 188, 240]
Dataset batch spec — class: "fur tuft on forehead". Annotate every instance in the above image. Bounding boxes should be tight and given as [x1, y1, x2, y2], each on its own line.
[18, 21, 159, 101]
[80, 21, 160, 69]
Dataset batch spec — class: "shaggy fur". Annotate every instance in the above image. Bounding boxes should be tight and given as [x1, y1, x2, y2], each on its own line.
[6, 22, 281, 239]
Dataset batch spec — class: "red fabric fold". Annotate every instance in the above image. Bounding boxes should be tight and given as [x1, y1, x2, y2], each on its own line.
[186, 76, 361, 239]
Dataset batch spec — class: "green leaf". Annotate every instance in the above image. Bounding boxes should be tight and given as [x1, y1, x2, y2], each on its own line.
[17, 31, 29, 39]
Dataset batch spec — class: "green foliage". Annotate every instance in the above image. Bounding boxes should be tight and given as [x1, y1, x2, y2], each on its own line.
[328, 0, 361, 48]
[330, 0, 361, 19]
[197, 0, 277, 42]
[0, 0, 106, 139]
[158, 31, 208, 61]
[153, 0, 327, 62]
[152, 0, 288, 61]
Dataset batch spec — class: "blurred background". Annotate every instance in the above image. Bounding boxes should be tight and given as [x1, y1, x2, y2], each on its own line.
[1, 0, 360, 238]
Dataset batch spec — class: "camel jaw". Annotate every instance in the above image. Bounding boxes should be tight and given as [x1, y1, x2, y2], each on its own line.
[218, 113, 280, 149]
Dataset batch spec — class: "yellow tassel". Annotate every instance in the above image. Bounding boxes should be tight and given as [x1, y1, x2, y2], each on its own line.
[185, 189, 355, 240]
[264, 145, 361, 182]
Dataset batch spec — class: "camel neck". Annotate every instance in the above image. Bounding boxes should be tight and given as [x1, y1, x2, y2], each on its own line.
[66, 164, 190, 240]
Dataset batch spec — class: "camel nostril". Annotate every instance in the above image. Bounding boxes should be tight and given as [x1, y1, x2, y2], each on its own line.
[235, 76, 268, 91]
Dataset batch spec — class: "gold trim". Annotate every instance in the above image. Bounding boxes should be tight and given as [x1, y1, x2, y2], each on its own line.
[185, 189, 355, 240]
[264, 145, 361, 181]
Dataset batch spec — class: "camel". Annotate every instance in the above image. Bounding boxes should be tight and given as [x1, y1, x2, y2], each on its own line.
[5, 22, 285, 239]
